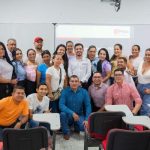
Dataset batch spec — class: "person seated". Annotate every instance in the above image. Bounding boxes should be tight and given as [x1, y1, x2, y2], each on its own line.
[27, 83, 50, 129]
[117, 57, 136, 88]
[0, 86, 28, 140]
[59, 75, 91, 140]
[27, 83, 52, 149]
[88, 72, 108, 112]
[105, 68, 142, 115]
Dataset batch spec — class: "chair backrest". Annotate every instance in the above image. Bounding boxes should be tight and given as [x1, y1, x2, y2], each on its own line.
[88, 111, 126, 140]
[3, 127, 48, 150]
[106, 129, 150, 150]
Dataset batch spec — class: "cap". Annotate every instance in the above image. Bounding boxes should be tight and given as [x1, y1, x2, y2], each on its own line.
[34, 37, 43, 42]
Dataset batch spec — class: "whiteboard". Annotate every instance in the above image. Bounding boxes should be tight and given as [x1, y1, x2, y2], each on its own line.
[55, 24, 150, 58]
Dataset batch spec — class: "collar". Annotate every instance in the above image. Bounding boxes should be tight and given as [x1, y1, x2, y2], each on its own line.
[92, 83, 103, 89]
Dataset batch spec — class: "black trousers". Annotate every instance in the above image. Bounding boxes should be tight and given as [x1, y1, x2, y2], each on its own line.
[0, 83, 13, 100]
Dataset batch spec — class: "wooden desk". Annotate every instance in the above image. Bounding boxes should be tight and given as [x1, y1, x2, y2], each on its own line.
[33, 113, 60, 150]
[122, 116, 150, 129]
[104, 105, 133, 116]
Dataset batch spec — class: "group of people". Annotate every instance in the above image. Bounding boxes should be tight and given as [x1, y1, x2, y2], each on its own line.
[0, 37, 150, 142]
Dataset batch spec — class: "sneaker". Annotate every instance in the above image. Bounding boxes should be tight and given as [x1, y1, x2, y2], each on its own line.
[63, 134, 70, 140]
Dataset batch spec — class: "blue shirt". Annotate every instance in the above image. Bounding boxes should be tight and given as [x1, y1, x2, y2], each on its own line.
[37, 63, 48, 83]
[59, 87, 91, 120]
[91, 57, 99, 73]
[12, 61, 26, 81]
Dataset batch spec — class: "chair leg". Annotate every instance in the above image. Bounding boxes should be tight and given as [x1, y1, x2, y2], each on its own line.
[52, 131, 56, 150]
[84, 132, 88, 150]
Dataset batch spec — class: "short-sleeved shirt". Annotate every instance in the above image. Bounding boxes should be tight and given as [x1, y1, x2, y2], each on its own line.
[24, 64, 37, 82]
[46, 66, 66, 91]
[0, 96, 29, 126]
[37, 63, 48, 83]
[27, 93, 49, 114]
[12, 61, 26, 81]
[0, 59, 13, 80]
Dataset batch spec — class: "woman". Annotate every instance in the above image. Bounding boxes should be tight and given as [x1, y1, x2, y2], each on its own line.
[137, 48, 150, 116]
[12, 48, 26, 87]
[46, 54, 66, 112]
[24, 49, 38, 96]
[66, 41, 75, 61]
[0, 42, 17, 99]
[36, 50, 51, 86]
[97, 48, 111, 85]
[129, 45, 143, 85]
[110, 43, 133, 84]
[53, 44, 68, 73]
[129, 45, 143, 74]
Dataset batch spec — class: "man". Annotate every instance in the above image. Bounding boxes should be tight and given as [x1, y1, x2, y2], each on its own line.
[27, 83, 50, 127]
[27, 83, 52, 149]
[105, 68, 142, 115]
[68, 43, 91, 89]
[59, 75, 91, 140]
[34, 37, 44, 64]
[117, 57, 135, 88]
[88, 72, 108, 112]
[7, 38, 17, 60]
[87, 45, 99, 85]
[0, 86, 29, 140]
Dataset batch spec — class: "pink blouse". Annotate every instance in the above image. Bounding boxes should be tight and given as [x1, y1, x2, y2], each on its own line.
[25, 65, 37, 82]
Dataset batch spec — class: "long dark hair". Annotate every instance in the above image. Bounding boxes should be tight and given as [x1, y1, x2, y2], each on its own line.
[97, 48, 110, 73]
[12, 48, 22, 61]
[110, 43, 122, 61]
[53, 44, 68, 73]
[0, 41, 16, 78]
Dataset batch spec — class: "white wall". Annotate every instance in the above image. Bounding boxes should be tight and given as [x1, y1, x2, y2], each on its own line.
[0, 0, 150, 24]
[0, 0, 150, 53]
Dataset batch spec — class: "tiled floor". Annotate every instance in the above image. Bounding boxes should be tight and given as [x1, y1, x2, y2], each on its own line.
[55, 132, 100, 150]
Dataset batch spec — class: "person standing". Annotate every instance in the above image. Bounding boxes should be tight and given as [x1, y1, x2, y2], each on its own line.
[24, 49, 38, 96]
[36, 50, 51, 86]
[34, 37, 44, 64]
[137, 48, 150, 116]
[0, 42, 17, 99]
[46, 54, 66, 112]
[6, 38, 17, 61]
[12, 48, 26, 87]
[68, 43, 91, 89]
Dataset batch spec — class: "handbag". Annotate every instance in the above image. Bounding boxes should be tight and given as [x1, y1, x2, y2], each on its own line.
[52, 88, 61, 101]
[52, 68, 62, 101]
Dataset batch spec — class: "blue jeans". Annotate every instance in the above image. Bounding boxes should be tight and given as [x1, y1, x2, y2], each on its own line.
[60, 112, 85, 135]
[50, 100, 59, 113]
[29, 119, 51, 133]
[137, 83, 150, 116]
